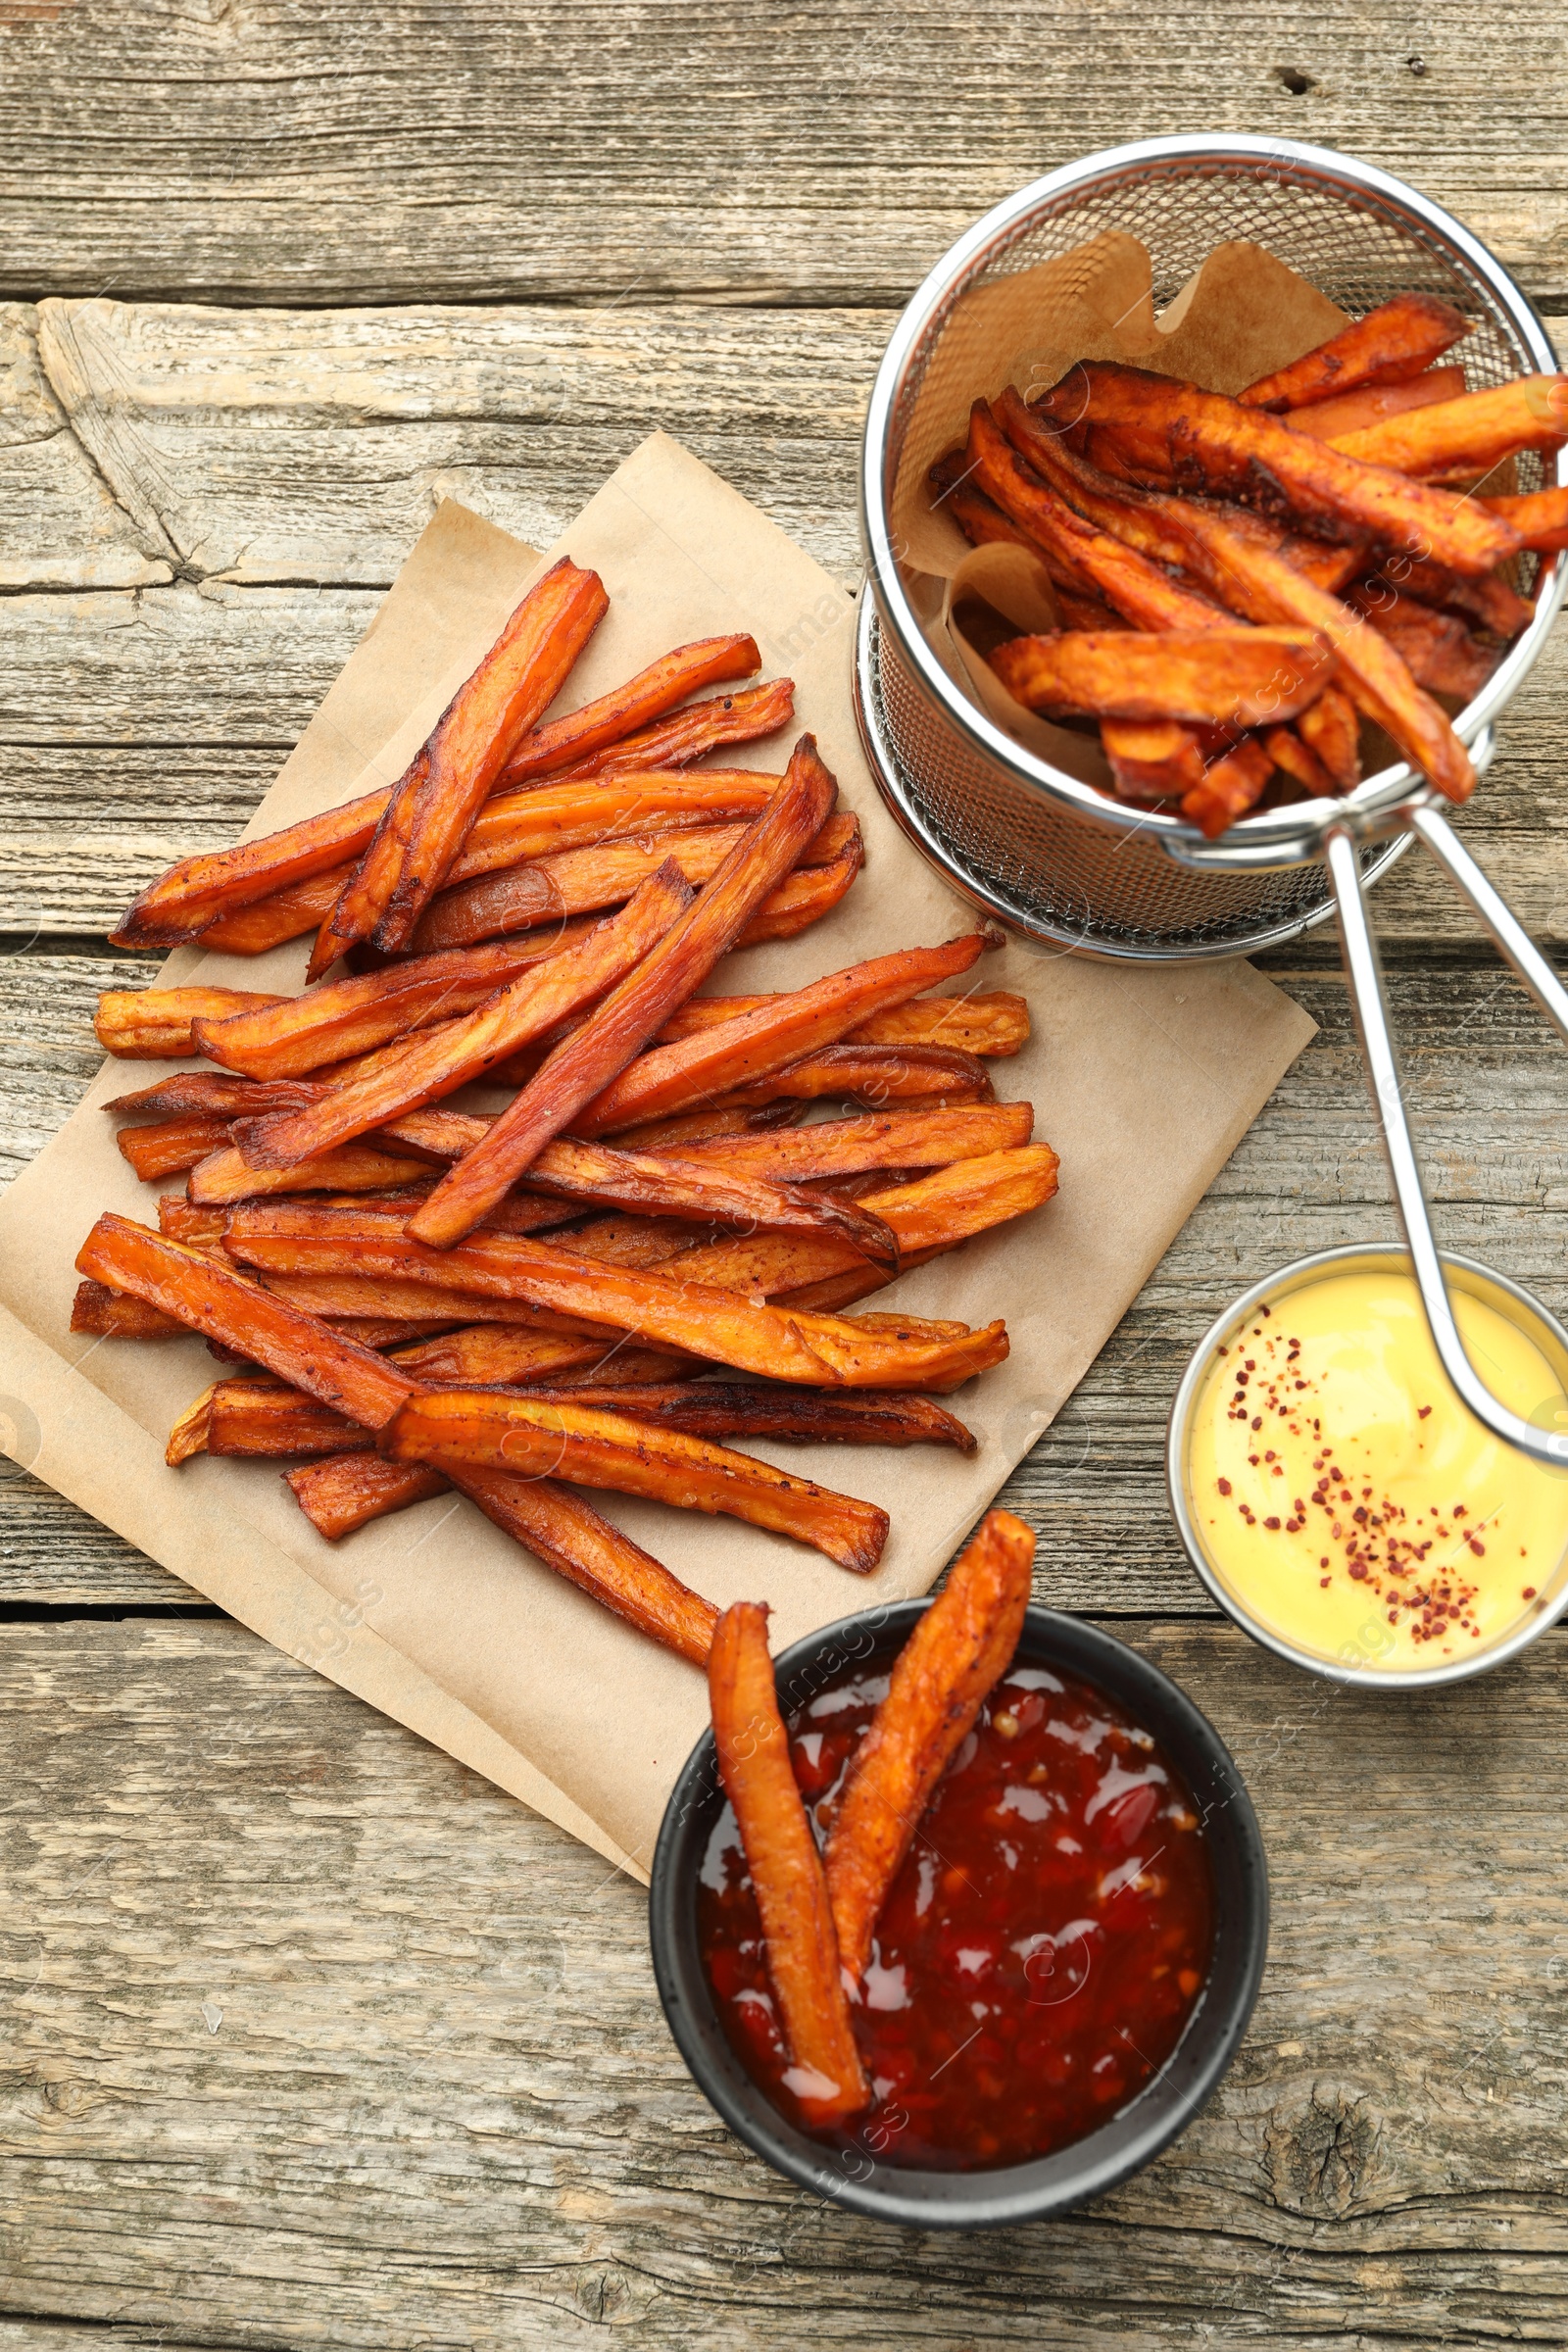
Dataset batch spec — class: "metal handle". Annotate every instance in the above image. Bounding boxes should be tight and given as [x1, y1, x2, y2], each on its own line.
[1411, 804, 1568, 1049]
[1326, 826, 1568, 1467]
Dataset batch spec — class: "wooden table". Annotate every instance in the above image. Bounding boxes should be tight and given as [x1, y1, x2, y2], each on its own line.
[3, 9, 1567, 2343]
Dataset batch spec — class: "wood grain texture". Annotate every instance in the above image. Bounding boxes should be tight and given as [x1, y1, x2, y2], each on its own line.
[2, 1615, 1566, 2347]
[0, 2, 1565, 309]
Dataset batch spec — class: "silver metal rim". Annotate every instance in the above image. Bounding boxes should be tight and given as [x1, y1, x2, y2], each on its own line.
[1165, 1242, 1568, 1689]
[860, 132, 1567, 878]
[853, 591, 1415, 959]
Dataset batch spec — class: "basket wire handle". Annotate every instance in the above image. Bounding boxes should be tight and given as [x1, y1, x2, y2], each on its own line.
[1327, 827, 1568, 1468]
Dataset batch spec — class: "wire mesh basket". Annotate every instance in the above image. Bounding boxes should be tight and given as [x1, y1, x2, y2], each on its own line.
[856, 134, 1564, 961]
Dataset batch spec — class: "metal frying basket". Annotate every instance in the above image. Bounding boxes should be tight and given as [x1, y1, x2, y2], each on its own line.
[856, 134, 1568, 1465]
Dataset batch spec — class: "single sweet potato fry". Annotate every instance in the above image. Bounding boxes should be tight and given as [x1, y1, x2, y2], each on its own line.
[655, 1102, 1035, 1182]
[1346, 583, 1501, 701]
[541, 677, 795, 784]
[106, 1071, 324, 1120]
[1295, 679, 1363, 790]
[197, 1379, 371, 1459]
[187, 1142, 444, 1205]
[1101, 717, 1207, 801]
[235, 867, 693, 1171]
[655, 991, 1029, 1059]
[575, 933, 997, 1139]
[513, 1137, 901, 1266]
[118, 1114, 235, 1180]
[258, 1271, 571, 1325]
[824, 1507, 1036, 1978]
[448, 770, 783, 885]
[111, 791, 388, 951]
[975, 397, 1231, 632]
[990, 627, 1331, 725]
[709, 1601, 867, 2122]
[221, 1209, 1010, 1389]
[498, 635, 760, 784]
[524, 1380, 978, 1453]
[75, 1213, 416, 1428]
[1283, 365, 1467, 441]
[385, 1390, 891, 1572]
[199, 865, 354, 956]
[388, 1324, 695, 1385]
[701, 1042, 994, 1113]
[194, 936, 593, 1078]
[452, 1468, 719, 1664]
[71, 1279, 187, 1340]
[1180, 736, 1277, 838]
[1482, 486, 1568, 554]
[1033, 361, 1521, 575]
[288, 1454, 451, 1542]
[408, 743, 839, 1247]
[96, 986, 288, 1059]
[310, 558, 610, 973]
[1240, 294, 1472, 411]
[1329, 375, 1568, 476]
[166, 1385, 217, 1465]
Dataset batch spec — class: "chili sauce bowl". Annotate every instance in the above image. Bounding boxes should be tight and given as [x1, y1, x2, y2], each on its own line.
[1168, 1244, 1568, 1690]
[648, 1601, 1269, 2230]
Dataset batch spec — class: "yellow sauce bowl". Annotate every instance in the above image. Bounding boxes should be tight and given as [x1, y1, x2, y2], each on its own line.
[1167, 1245, 1568, 1687]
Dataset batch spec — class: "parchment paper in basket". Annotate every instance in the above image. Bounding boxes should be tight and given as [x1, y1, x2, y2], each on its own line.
[0, 453, 1315, 1877]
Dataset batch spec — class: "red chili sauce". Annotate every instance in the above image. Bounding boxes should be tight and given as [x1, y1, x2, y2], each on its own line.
[697, 1658, 1214, 2170]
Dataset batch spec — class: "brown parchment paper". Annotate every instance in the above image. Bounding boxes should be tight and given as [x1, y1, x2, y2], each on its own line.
[0, 437, 1315, 1879]
[898, 232, 1347, 581]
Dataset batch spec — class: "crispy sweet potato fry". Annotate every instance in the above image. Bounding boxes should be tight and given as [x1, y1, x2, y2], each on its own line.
[96, 986, 288, 1060]
[657, 1102, 1035, 1182]
[185, 1142, 452, 1206]
[1346, 583, 1501, 700]
[655, 991, 1030, 1059]
[541, 677, 795, 784]
[1283, 365, 1467, 441]
[106, 1071, 324, 1120]
[661, 1148, 1059, 1298]
[824, 1507, 1036, 1978]
[288, 1454, 451, 1542]
[975, 397, 1233, 632]
[258, 1272, 566, 1325]
[389, 1325, 698, 1385]
[1034, 361, 1521, 575]
[710, 1601, 867, 2122]
[194, 1379, 370, 1459]
[1240, 294, 1472, 411]
[990, 627, 1331, 726]
[1180, 736, 1276, 838]
[194, 936, 593, 1079]
[1388, 554, 1535, 640]
[408, 810, 855, 956]
[117, 1113, 235, 1181]
[310, 559, 610, 974]
[199, 865, 353, 956]
[525, 1380, 978, 1452]
[1100, 717, 1207, 801]
[71, 1279, 187, 1339]
[235, 868, 693, 1171]
[75, 1213, 416, 1428]
[221, 1209, 1010, 1389]
[452, 1468, 719, 1663]
[1296, 680, 1362, 790]
[409, 745, 840, 1248]
[386, 1390, 891, 1572]
[166, 1385, 217, 1465]
[498, 635, 760, 784]
[514, 1138, 901, 1265]
[1329, 375, 1568, 476]
[448, 770, 783, 885]
[702, 1043, 994, 1113]
[575, 933, 997, 1139]
[111, 791, 388, 951]
[1482, 486, 1568, 554]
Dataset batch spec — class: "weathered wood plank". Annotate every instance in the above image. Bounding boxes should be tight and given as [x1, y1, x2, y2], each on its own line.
[0, 304, 171, 590]
[1, 3, 1566, 309]
[1, 1616, 1565, 2347]
[8, 948, 1568, 1608]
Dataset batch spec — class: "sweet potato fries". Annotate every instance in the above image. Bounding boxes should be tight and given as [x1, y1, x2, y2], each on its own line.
[93, 584, 1055, 1675]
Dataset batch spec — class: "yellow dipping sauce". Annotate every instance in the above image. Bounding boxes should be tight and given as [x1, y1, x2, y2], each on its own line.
[1185, 1270, 1568, 1670]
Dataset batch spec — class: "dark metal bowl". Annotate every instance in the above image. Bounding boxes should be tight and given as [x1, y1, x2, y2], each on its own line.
[649, 1600, 1269, 2229]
